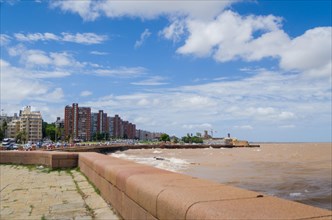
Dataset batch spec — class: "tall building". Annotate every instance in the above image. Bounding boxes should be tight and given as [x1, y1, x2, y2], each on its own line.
[91, 113, 98, 137]
[64, 103, 91, 141]
[108, 116, 114, 138]
[6, 119, 20, 139]
[112, 114, 122, 138]
[20, 106, 43, 143]
[97, 110, 109, 134]
[91, 110, 109, 140]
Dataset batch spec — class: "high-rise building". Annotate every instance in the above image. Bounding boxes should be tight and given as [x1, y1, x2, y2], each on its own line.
[112, 114, 122, 138]
[91, 110, 109, 140]
[97, 110, 109, 134]
[64, 103, 91, 141]
[91, 113, 98, 137]
[20, 106, 43, 143]
[108, 116, 114, 138]
[6, 119, 20, 139]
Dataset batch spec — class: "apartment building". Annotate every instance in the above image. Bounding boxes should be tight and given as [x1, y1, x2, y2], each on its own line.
[6, 119, 20, 139]
[112, 114, 123, 138]
[20, 106, 43, 142]
[97, 110, 109, 134]
[91, 110, 109, 139]
[64, 103, 91, 141]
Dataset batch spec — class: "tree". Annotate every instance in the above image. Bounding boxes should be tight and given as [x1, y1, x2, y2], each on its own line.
[45, 123, 56, 141]
[16, 130, 27, 144]
[181, 134, 203, 144]
[160, 133, 170, 142]
[172, 137, 179, 144]
[0, 128, 4, 141]
[0, 121, 7, 141]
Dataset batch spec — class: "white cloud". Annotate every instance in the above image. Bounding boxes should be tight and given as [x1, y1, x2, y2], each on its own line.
[14, 32, 59, 42]
[135, 29, 151, 48]
[0, 34, 11, 46]
[50, 0, 101, 21]
[80, 90, 93, 97]
[51, 0, 234, 21]
[131, 76, 168, 86]
[279, 125, 296, 129]
[175, 13, 331, 80]
[8, 45, 83, 68]
[234, 125, 254, 130]
[50, 1, 331, 81]
[279, 27, 332, 77]
[61, 32, 107, 44]
[0, 59, 65, 103]
[160, 19, 186, 42]
[94, 66, 147, 77]
[90, 51, 109, 55]
[177, 11, 285, 59]
[83, 68, 330, 137]
[182, 123, 212, 130]
[14, 32, 107, 44]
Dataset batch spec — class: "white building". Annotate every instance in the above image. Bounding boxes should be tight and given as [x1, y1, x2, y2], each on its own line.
[20, 106, 43, 143]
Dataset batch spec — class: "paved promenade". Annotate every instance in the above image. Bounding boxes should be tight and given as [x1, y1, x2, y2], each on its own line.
[0, 165, 119, 220]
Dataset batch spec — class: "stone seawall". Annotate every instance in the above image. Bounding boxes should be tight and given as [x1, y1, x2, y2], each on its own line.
[1, 151, 331, 219]
[0, 151, 78, 168]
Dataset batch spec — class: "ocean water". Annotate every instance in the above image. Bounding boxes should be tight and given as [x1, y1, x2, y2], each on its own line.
[110, 143, 332, 210]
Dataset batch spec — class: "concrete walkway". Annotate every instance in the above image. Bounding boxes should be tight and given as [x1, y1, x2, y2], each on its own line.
[0, 165, 120, 220]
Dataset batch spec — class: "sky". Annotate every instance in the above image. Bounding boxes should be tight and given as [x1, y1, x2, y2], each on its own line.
[1, 0, 331, 142]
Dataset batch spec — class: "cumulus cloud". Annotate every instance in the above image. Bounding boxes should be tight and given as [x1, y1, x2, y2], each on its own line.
[80, 90, 93, 97]
[176, 11, 286, 60]
[279, 27, 332, 78]
[160, 19, 186, 42]
[0, 34, 11, 46]
[84, 67, 330, 136]
[14, 32, 107, 44]
[50, 0, 233, 21]
[50, 0, 331, 81]
[234, 125, 254, 130]
[8, 45, 83, 68]
[182, 123, 212, 130]
[94, 66, 147, 77]
[131, 76, 168, 86]
[90, 51, 109, 55]
[0, 59, 65, 103]
[135, 29, 151, 48]
[175, 13, 331, 79]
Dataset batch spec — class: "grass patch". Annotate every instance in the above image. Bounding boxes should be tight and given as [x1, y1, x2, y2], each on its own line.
[12, 188, 27, 192]
[29, 204, 34, 216]
[79, 171, 100, 195]
[41, 215, 47, 220]
[68, 170, 95, 218]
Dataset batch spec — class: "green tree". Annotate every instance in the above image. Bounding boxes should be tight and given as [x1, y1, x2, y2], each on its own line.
[160, 133, 170, 142]
[0, 128, 4, 141]
[181, 134, 203, 144]
[0, 121, 7, 141]
[172, 137, 179, 144]
[45, 123, 56, 141]
[16, 130, 27, 144]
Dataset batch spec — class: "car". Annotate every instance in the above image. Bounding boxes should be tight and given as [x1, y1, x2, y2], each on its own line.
[7, 143, 18, 150]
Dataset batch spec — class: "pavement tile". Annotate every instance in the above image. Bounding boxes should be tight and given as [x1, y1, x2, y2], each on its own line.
[0, 165, 119, 220]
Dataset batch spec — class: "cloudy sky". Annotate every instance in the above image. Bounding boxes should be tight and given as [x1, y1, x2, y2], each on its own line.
[1, 0, 331, 142]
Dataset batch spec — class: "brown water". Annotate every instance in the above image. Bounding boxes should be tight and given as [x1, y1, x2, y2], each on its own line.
[110, 143, 332, 210]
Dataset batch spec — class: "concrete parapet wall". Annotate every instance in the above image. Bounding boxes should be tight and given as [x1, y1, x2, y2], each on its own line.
[1, 150, 331, 219]
[78, 152, 332, 219]
[0, 151, 78, 168]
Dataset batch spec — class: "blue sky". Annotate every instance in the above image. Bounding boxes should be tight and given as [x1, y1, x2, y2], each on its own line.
[1, 0, 331, 142]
